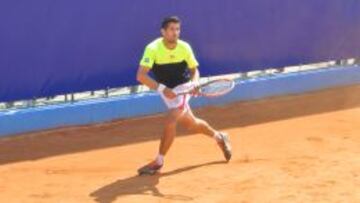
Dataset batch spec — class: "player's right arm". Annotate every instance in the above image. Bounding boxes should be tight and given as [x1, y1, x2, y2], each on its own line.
[136, 66, 176, 99]
[136, 46, 176, 99]
[136, 66, 158, 90]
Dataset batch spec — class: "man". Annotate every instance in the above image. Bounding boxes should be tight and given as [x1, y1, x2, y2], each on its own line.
[136, 16, 232, 175]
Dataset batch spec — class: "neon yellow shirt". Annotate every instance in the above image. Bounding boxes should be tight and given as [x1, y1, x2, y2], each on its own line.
[139, 38, 199, 88]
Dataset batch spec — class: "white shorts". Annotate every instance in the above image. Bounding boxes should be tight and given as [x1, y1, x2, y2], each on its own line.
[159, 81, 194, 110]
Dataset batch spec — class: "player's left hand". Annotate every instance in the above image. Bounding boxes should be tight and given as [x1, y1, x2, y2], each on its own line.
[190, 80, 201, 96]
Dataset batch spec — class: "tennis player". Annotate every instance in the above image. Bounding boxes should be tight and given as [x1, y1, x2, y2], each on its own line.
[136, 16, 232, 175]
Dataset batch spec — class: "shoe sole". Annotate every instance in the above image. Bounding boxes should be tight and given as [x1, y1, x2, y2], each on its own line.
[138, 166, 162, 176]
[219, 133, 232, 162]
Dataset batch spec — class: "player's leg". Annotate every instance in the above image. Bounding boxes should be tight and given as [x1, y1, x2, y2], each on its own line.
[179, 106, 217, 138]
[138, 107, 184, 175]
[159, 108, 184, 156]
[179, 106, 232, 161]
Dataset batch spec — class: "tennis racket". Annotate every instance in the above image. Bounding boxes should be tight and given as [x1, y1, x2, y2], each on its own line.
[178, 78, 235, 97]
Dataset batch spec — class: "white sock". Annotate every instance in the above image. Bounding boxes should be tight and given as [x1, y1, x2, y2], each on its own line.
[213, 132, 222, 141]
[155, 154, 164, 165]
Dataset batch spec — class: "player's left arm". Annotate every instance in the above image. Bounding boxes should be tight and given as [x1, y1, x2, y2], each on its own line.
[189, 68, 201, 95]
[189, 68, 200, 83]
[185, 43, 200, 84]
[185, 43, 201, 95]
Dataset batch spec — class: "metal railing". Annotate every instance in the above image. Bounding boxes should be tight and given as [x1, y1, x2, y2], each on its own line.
[0, 58, 358, 112]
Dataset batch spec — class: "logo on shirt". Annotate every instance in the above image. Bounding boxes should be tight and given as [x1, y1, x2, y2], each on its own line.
[169, 55, 175, 59]
[144, 58, 150, 63]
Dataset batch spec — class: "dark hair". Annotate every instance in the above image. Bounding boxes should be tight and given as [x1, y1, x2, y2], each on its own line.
[161, 16, 181, 29]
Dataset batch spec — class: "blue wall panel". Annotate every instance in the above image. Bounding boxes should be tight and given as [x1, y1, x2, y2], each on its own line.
[0, 0, 360, 102]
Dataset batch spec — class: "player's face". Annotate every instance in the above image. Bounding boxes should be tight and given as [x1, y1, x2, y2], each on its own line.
[161, 22, 180, 43]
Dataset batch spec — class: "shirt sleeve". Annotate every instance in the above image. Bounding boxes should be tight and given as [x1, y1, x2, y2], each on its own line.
[139, 46, 155, 69]
[185, 44, 199, 69]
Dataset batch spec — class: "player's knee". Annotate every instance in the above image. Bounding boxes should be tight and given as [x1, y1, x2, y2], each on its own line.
[164, 115, 179, 127]
[164, 119, 177, 127]
[167, 108, 183, 120]
[183, 120, 195, 131]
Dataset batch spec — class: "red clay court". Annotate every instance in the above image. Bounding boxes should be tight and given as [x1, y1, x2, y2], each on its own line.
[1, 85, 359, 202]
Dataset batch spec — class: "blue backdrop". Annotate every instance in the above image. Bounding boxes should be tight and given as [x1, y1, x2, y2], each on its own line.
[0, 0, 360, 102]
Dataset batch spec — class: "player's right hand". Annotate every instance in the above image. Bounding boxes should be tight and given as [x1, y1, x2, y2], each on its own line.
[163, 88, 177, 99]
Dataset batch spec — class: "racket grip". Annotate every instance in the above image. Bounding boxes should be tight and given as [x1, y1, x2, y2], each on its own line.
[191, 80, 200, 88]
